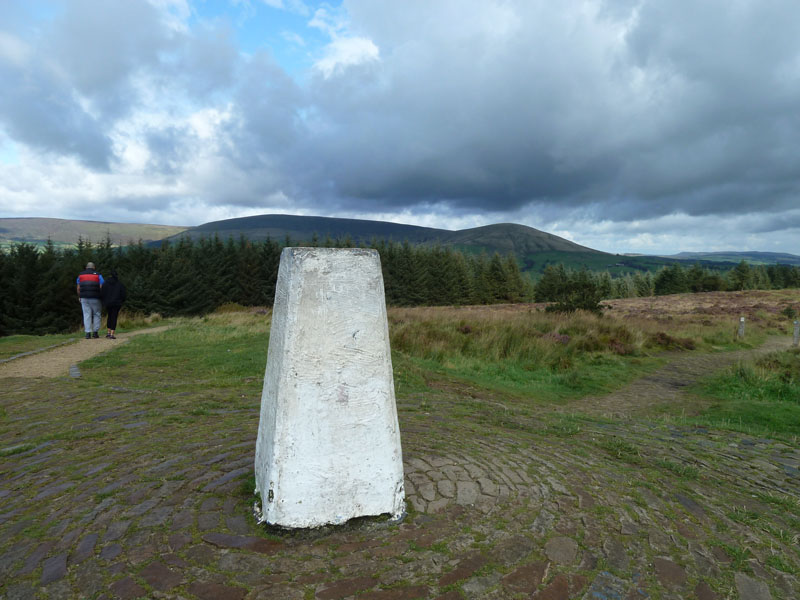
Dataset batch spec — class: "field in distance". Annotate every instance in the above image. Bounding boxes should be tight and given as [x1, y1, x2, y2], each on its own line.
[0, 217, 187, 249]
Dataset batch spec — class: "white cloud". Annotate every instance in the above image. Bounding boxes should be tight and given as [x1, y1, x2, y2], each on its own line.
[313, 36, 379, 78]
[259, 0, 310, 16]
[281, 30, 306, 47]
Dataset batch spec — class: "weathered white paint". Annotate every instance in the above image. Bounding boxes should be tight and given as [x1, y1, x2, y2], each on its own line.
[793, 320, 799, 347]
[254, 247, 405, 528]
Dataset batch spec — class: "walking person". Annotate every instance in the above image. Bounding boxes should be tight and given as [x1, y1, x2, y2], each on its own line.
[101, 270, 126, 339]
[77, 262, 104, 339]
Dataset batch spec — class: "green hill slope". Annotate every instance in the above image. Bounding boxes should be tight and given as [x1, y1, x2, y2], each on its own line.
[166, 213, 750, 275]
[171, 213, 601, 257]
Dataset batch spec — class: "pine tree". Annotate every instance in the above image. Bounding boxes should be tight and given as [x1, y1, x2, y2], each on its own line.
[503, 254, 528, 302]
[654, 264, 689, 295]
[1, 244, 45, 334]
[33, 239, 77, 333]
[535, 264, 569, 302]
[451, 251, 474, 305]
[470, 254, 493, 305]
[728, 260, 752, 291]
[596, 271, 613, 299]
[487, 253, 509, 302]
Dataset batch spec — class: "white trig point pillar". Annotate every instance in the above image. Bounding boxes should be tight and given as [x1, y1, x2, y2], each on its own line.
[737, 316, 745, 339]
[255, 248, 405, 528]
[793, 320, 799, 347]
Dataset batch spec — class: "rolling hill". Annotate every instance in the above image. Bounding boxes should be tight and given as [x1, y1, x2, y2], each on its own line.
[164, 214, 733, 274]
[0, 218, 187, 249]
[7, 214, 796, 276]
[166, 213, 603, 257]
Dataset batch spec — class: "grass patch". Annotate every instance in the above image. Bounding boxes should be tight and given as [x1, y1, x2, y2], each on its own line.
[390, 308, 665, 403]
[712, 541, 753, 571]
[689, 349, 800, 437]
[754, 492, 800, 516]
[0, 333, 79, 360]
[652, 458, 699, 480]
[0, 442, 36, 457]
[766, 554, 798, 575]
[78, 311, 270, 393]
[598, 437, 642, 464]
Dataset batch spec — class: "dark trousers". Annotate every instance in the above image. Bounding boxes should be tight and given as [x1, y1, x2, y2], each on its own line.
[106, 306, 121, 330]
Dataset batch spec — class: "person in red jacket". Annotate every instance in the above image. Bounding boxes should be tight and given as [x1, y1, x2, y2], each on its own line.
[76, 262, 104, 339]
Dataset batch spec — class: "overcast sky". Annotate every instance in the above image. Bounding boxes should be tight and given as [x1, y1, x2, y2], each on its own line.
[1, 0, 799, 254]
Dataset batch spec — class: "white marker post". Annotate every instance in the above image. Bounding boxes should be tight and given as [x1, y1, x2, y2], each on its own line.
[254, 248, 405, 528]
[737, 316, 745, 339]
[794, 320, 799, 347]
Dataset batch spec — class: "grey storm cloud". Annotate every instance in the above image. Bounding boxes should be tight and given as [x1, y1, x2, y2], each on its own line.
[287, 0, 800, 221]
[0, 55, 113, 170]
[2, 0, 800, 230]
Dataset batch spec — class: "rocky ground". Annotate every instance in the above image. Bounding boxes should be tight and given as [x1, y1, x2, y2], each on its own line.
[1, 332, 798, 599]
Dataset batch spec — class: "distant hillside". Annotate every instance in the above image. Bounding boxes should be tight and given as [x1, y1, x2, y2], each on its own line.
[444, 223, 601, 254]
[168, 213, 601, 257]
[665, 251, 800, 266]
[5, 215, 770, 276]
[166, 213, 747, 275]
[184, 214, 446, 245]
[0, 218, 187, 249]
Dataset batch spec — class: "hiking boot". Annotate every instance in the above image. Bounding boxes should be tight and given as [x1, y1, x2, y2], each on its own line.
[92, 332, 99, 338]
[109, 335, 116, 339]
[105, 333, 112, 338]
[85, 333, 91, 339]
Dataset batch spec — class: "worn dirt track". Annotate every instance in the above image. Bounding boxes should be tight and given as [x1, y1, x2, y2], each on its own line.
[579, 336, 792, 418]
[0, 326, 171, 378]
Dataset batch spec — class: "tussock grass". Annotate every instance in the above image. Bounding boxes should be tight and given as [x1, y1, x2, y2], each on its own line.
[387, 306, 735, 401]
[690, 349, 800, 437]
[117, 310, 164, 330]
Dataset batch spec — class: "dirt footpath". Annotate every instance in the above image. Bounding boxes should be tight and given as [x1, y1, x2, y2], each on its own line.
[0, 326, 171, 378]
[578, 336, 791, 418]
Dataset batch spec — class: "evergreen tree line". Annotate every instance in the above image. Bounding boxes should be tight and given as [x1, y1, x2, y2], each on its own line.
[3, 235, 798, 336]
[534, 260, 800, 311]
[0, 237, 532, 336]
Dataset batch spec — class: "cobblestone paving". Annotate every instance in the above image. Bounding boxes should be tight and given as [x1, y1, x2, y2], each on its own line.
[1, 348, 799, 599]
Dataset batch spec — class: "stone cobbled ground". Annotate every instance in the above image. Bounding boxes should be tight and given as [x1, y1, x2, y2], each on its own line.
[1, 344, 799, 599]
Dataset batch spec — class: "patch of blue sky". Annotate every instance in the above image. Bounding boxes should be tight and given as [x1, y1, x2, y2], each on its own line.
[191, 0, 340, 79]
[0, 138, 19, 165]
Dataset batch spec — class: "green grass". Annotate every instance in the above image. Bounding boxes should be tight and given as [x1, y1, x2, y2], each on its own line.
[0, 443, 36, 457]
[689, 349, 800, 437]
[0, 333, 80, 360]
[389, 308, 669, 403]
[78, 312, 270, 392]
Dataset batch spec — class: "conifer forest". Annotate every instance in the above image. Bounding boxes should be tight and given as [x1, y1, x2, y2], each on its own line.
[1, 236, 799, 336]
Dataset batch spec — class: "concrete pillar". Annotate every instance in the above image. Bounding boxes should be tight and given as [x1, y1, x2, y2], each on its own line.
[255, 248, 405, 528]
[737, 316, 745, 339]
[794, 320, 799, 347]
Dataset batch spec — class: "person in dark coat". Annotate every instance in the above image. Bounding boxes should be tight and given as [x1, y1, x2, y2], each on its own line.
[101, 270, 127, 339]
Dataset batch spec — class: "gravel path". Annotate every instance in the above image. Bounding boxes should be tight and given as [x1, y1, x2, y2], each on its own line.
[0, 326, 171, 379]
